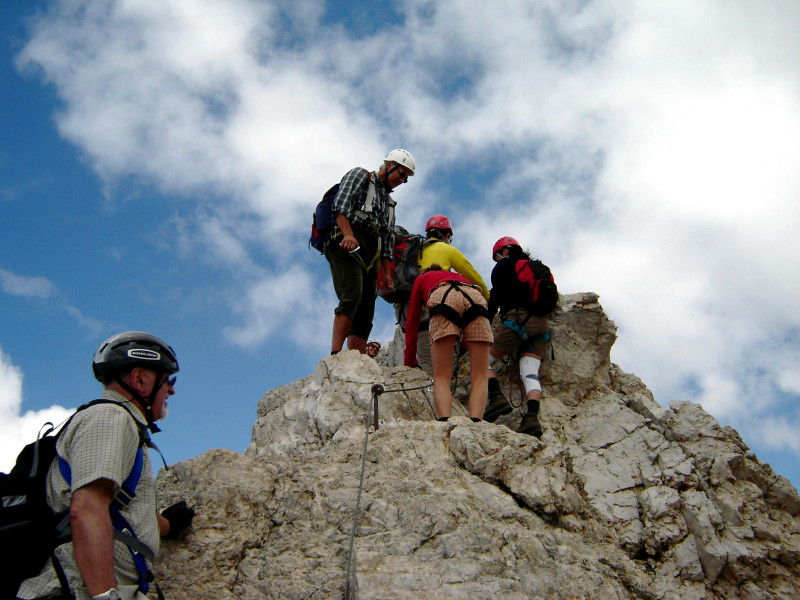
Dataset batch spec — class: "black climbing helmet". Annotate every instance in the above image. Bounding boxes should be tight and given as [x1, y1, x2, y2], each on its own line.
[93, 331, 179, 384]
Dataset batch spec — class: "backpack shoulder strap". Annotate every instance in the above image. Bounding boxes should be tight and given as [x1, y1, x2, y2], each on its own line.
[362, 171, 376, 212]
[56, 400, 151, 497]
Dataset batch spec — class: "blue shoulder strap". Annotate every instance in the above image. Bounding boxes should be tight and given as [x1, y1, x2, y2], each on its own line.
[57, 446, 143, 509]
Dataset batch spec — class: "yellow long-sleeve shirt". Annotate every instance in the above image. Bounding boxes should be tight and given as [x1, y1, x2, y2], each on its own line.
[419, 241, 490, 300]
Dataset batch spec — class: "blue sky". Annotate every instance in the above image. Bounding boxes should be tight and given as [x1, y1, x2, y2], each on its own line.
[2, 0, 799, 488]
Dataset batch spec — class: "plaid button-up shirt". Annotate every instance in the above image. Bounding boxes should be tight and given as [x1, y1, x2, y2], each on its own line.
[332, 167, 395, 260]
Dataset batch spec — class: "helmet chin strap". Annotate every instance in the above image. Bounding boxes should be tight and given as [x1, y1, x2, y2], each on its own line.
[115, 374, 163, 433]
[383, 162, 401, 189]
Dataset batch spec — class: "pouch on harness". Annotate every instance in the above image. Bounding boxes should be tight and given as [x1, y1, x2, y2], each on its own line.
[378, 228, 437, 304]
[0, 400, 159, 600]
[309, 172, 375, 254]
[428, 281, 490, 328]
[515, 258, 558, 316]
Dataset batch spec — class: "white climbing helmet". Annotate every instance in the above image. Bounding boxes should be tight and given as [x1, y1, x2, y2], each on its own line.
[384, 149, 416, 175]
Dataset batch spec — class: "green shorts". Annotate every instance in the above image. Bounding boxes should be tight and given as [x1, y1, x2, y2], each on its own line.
[325, 226, 380, 339]
[492, 308, 550, 358]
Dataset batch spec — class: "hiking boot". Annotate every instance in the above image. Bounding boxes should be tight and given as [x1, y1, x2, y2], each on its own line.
[484, 389, 512, 423]
[518, 412, 543, 437]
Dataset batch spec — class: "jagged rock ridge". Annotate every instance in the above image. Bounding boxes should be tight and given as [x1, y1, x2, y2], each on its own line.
[155, 293, 800, 599]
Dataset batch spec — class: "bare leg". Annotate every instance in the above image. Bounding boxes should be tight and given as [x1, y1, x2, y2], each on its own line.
[347, 334, 367, 354]
[487, 346, 507, 403]
[490, 345, 505, 359]
[464, 340, 490, 419]
[431, 335, 458, 419]
[484, 347, 511, 422]
[331, 314, 352, 353]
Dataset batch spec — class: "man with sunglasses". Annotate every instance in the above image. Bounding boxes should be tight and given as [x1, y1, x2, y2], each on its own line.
[327, 149, 416, 355]
[17, 332, 195, 600]
[365, 338, 382, 358]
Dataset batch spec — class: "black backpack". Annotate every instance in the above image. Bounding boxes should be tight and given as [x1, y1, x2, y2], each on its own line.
[309, 172, 375, 254]
[0, 400, 148, 599]
[377, 228, 436, 304]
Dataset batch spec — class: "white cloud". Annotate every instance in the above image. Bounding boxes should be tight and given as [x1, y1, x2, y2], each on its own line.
[757, 414, 800, 455]
[0, 268, 105, 336]
[0, 346, 23, 421]
[16, 0, 386, 261]
[0, 345, 73, 473]
[776, 354, 800, 396]
[0, 268, 55, 298]
[224, 267, 331, 348]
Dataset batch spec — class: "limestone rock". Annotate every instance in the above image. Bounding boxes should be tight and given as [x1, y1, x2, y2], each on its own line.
[156, 293, 800, 599]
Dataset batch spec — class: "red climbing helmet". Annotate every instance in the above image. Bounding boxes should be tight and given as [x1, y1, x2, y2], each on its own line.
[492, 236, 521, 258]
[425, 214, 452, 234]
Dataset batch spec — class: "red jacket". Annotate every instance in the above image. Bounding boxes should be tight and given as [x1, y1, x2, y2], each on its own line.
[404, 270, 474, 367]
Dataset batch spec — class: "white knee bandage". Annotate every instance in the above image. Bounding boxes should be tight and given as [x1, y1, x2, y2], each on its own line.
[519, 355, 542, 396]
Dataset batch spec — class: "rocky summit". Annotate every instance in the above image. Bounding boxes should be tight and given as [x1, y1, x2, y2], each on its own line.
[154, 293, 800, 599]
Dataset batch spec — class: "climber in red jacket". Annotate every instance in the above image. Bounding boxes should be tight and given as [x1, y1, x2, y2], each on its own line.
[404, 265, 492, 421]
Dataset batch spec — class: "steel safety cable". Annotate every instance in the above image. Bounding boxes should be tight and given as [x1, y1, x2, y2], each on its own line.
[343, 379, 432, 599]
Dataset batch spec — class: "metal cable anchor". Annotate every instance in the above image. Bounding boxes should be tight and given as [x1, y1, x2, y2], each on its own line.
[370, 383, 384, 430]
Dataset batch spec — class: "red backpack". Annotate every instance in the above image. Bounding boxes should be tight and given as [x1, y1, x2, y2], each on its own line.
[515, 259, 558, 315]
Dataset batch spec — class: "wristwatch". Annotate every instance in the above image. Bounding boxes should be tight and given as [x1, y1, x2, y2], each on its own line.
[92, 589, 121, 600]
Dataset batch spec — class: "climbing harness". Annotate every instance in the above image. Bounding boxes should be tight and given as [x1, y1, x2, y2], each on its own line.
[501, 318, 551, 355]
[330, 221, 381, 272]
[426, 280, 490, 402]
[497, 315, 556, 410]
[428, 281, 490, 330]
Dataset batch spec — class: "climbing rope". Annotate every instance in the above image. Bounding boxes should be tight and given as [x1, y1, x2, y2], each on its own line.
[505, 358, 526, 410]
[450, 349, 468, 395]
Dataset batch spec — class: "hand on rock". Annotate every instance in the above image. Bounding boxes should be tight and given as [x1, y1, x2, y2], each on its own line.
[161, 501, 196, 538]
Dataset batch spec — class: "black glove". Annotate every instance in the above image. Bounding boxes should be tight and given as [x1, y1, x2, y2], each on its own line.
[161, 501, 195, 538]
